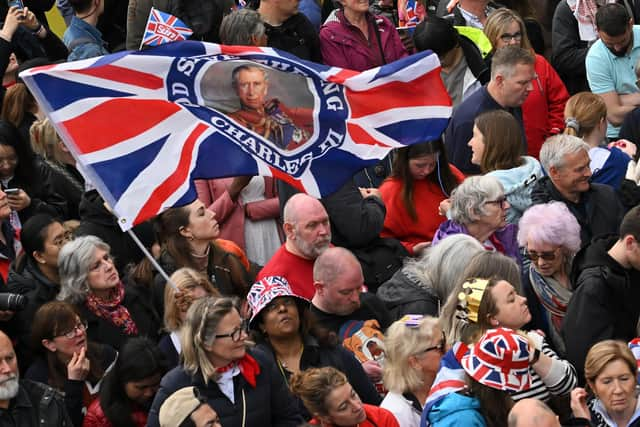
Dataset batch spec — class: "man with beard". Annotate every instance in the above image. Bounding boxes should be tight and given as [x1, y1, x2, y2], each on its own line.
[257, 193, 331, 299]
[532, 135, 624, 247]
[0, 331, 71, 426]
[586, 3, 640, 138]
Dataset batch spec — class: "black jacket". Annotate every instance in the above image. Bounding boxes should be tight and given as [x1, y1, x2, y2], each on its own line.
[6, 257, 60, 370]
[254, 336, 381, 420]
[562, 235, 640, 383]
[146, 349, 304, 427]
[459, 34, 490, 85]
[550, 0, 590, 95]
[376, 268, 439, 321]
[75, 190, 154, 274]
[531, 176, 625, 247]
[263, 13, 322, 63]
[0, 379, 72, 427]
[73, 281, 162, 350]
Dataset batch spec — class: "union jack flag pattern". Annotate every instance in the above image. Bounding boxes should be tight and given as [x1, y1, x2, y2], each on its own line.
[461, 328, 531, 393]
[247, 276, 308, 325]
[20, 41, 451, 231]
[141, 8, 193, 47]
[629, 338, 640, 382]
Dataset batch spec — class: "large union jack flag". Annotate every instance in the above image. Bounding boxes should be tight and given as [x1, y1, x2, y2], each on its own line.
[141, 8, 193, 47]
[20, 41, 451, 231]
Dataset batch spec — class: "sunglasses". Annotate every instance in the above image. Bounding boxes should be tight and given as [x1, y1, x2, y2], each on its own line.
[417, 331, 447, 355]
[527, 249, 558, 262]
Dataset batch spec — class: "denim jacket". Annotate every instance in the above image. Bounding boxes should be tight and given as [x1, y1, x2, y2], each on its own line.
[63, 16, 109, 61]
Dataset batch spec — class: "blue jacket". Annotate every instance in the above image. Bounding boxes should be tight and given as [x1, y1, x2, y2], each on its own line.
[63, 16, 109, 61]
[422, 393, 486, 427]
[591, 146, 631, 189]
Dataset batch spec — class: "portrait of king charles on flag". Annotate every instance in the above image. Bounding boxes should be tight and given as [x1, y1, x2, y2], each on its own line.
[200, 61, 315, 152]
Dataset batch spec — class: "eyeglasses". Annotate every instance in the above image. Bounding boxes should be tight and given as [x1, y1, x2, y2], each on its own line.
[264, 297, 297, 313]
[52, 231, 74, 248]
[485, 196, 508, 209]
[58, 321, 88, 339]
[499, 31, 522, 43]
[527, 249, 558, 262]
[214, 320, 249, 342]
[417, 331, 446, 355]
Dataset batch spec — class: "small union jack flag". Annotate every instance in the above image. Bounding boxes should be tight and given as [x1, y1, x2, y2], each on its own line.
[141, 8, 193, 48]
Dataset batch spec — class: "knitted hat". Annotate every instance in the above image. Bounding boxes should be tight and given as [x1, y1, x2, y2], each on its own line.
[247, 276, 309, 328]
[461, 328, 532, 393]
[159, 387, 203, 427]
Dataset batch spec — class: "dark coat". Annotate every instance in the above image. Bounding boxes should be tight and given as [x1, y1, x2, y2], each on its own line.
[0, 380, 73, 427]
[531, 176, 625, 247]
[6, 257, 60, 369]
[146, 349, 304, 427]
[253, 336, 381, 419]
[264, 13, 322, 63]
[562, 235, 640, 383]
[376, 268, 439, 320]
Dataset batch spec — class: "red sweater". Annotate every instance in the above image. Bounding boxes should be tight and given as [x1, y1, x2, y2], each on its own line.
[257, 244, 315, 299]
[522, 55, 569, 159]
[309, 404, 400, 427]
[380, 167, 465, 255]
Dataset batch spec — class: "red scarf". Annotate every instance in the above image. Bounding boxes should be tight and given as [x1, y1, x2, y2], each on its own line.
[216, 354, 261, 388]
[85, 281, 138, 335]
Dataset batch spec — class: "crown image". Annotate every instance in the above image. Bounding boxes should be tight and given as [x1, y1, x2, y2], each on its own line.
[456, 278, 490, 324]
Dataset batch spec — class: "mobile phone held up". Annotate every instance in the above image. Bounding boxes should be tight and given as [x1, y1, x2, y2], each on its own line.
[4, 188, 19, 195]
[7, 0, 23, 9]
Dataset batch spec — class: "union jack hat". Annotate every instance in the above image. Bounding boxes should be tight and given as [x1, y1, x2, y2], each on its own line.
[247, 276, 309, 327]
[461, 328, 532, 393]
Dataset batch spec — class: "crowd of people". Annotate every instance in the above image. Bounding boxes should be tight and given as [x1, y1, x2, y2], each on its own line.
[0, 0, 639, 426]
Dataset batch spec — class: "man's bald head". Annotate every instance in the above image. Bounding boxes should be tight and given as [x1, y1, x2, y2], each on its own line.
[283, 194, 331, 259]
[312, 247, 364, 315]
[508, 399, 560, 427]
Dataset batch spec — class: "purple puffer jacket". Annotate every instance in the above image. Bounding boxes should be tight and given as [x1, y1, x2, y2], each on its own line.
[320, 10, 408, 72]
[432, 219, 522, 264]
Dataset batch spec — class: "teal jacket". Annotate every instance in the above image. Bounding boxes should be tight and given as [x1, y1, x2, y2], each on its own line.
[426, 393, 487, 427]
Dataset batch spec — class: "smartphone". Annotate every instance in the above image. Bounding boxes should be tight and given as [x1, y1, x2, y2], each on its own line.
[4, 188, 19, 195]
[7, 0, 23, 9]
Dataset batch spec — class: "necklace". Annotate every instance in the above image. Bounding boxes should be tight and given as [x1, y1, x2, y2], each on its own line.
[276, 342, 304, 383]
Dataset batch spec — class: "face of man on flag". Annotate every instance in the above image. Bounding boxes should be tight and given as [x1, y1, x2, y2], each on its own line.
[234, 67, 269, 112]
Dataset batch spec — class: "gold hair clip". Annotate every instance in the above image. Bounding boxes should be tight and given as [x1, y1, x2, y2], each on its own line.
[456, 278, 490, 323]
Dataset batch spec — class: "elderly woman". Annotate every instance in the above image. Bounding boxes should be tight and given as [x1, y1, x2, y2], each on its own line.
[57, 235, 161, 350]
[159, 267, 220, 369]
[484, 8, 569, 158]
[219, 8, 267, 46]
[319, 0, 407, 72]
[571, 340, 640, 426]
[290, 367, 399, 427]
[433, 175, 519, 262]
[380, 315, 444, 427]
[440, 255, 578, 404]
[147, 296, 303, 426]
[377, 234, 484, 320]
[518, 202, 581, 355]
[247, 276, 379, 419]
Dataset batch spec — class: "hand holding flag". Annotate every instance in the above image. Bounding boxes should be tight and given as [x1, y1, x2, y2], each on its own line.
[141, 7, 193, 48]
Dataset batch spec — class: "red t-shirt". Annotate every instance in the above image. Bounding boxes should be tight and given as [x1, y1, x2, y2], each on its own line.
[257, 244, 315, 299]
[309, 404, 400, 427]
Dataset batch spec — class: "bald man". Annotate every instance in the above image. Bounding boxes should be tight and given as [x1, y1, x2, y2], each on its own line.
[508, 399, 561, 427]
[0, 331, 71, 426]
[257, 193, 332, 299]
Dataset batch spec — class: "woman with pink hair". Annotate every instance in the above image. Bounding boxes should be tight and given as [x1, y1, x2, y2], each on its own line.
[517, 202, 581, 356]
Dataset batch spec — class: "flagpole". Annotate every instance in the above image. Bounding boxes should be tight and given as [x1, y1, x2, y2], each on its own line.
[139, 7, 155, 51]
[126, 228, 179, 291]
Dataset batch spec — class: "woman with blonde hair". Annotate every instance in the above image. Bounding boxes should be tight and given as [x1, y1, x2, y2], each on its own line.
[147, 296, 302, 426]
[290, 366, 399, 427]
[484, 8, 569, 159]
[158, 267, 220, 369]
[380, 315, 444, 426]
[571, 340, 640, 426]
[564, 92, 636, 188]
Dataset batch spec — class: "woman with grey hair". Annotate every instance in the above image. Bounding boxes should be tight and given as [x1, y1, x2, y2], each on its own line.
[433, 175, 520, 261]
[376, 234, 484, 320]
[57, 235, 161, 349]
[146, 296, 303, 427]
[219, 9, 267, 46]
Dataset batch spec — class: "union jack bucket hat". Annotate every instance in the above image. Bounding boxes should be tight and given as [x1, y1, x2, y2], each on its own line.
[461, 327, 532, 393]
[247, 276, 309, 328]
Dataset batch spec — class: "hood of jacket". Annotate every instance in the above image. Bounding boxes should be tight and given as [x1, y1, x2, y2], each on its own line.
[427, 392, 482, 425]
[570, 234, 621, 285]
[7, 257, 59, 295]
[487, 156, 543, 214]
[376, 268, 437, 306]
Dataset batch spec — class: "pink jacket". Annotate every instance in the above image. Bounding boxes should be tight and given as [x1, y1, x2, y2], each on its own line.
[194, 177, 282, 251]
[320, 11, 408, 71]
